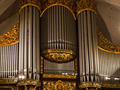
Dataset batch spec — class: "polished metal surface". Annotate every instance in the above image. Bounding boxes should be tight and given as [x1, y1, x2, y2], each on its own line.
[41, 5, 77, 53]
[78, 10, 99, 82]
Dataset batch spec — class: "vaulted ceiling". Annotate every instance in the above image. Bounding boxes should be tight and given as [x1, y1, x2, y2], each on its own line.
[0, 0, 120, 46]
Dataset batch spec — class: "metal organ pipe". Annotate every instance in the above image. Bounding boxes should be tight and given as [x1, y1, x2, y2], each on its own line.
[24, 6, 28, 79]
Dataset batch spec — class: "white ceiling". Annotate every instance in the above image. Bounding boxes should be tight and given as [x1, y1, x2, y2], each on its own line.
[96, 0, 120, 46]
[0, 0, 15, 15]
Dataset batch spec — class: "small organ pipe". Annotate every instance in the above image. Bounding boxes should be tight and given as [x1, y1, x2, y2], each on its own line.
[33, 7, 36, 79]
[83, 11, 89, 81]
[36, 9, 40, 80]
[28, 6, 32, 79]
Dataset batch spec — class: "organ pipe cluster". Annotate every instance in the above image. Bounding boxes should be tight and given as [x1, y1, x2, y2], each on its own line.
[19, 6, 40, 80]
[0, 44, 18, 78]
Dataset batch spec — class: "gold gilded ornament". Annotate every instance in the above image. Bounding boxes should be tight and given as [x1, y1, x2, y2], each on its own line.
[43, 80, 76, 90]
[76, 0, 97, 16]
[43, 74, 76, 79]
[42, 49, 76, 63]
[17, 79, 41, 86]
[40, 0, 76, 19]
[19, 0, 41, 14]
[97, 30, 120, 54]
[0, 21, 19, 47]
[79, 82, 101, 89]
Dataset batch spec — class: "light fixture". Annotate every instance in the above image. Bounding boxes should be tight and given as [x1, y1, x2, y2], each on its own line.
[114, 78, 120, 80]
[105, 77, 110, 80]
[19, 75, 25, 79]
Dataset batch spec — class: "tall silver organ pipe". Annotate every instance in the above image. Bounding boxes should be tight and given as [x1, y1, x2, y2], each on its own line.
[78, 10, 99, 82]
[41, 5, 76, 53]
[19, 6, 40, 80]
[0, 44, 19, 78]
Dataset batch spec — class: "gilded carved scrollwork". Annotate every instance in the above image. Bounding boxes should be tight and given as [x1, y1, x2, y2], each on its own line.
[0, 78, 18, 84]
[76, 0, 97, 16]
[40, 0, 76, 19]
[97, 30, 120, 53]
[17, 79, 41, 87]
[42, 49, 76, 63]
[19, 0, 41, 14]
[0, 21, 19, 47]
[79, 82, 120, 89]
[79, 82, 101, 89]
[43, 80, 76, 90]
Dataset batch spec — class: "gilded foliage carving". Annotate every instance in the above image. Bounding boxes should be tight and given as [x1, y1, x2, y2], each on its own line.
[0, 22, 19, 47]
[19, 0, 41, 13]
[42, 49, 76, 63]
[43, 80, 76, 90]
[17, 79, 41, 86]
[40, 0, 75, 12]
[76, 0, 97, 16]
[97, 30, 120, 53]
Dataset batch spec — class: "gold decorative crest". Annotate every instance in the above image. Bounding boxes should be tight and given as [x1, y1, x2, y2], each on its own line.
[43, 80, 76, 90]
[102, 82, 120, 88]
[97, 30, 120, 54]
[0, 78, 18, 84]
[19, 0, 41, 14]
[40, 0, 76, 19]
[76, 0, 97, 16]
[79, 82, 101, 89]
[40, 57, 44, 74]
[42, 49, 76, 63]
[17, 79, 41, 86]
[0, 21, 19, 47]
[0, 86, 14, 90]
[43, 74, 76, 79]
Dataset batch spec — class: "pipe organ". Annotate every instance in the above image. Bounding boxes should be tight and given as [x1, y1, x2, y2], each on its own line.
[0, 0, 120, 90]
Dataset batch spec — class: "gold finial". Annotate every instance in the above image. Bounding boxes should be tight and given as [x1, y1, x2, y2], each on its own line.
[76, 0, 97, 16]
[19, 0, 41, 14]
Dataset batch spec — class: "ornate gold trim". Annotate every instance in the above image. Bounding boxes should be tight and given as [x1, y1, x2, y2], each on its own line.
[40, 56, 43, 74]
[43, 74, 76, 79]
[76, 0, 97, 17]
[79, 82, 101, 89]
[0, 21, 19, 47]
[102, 82, 120, 88]
[17, 79, 41, 87]
[19, 0, 41, 14]
[0, 86, 14, 90]
[75, 58, 78, 74]
[79, 82, 120, 89]
[43, 80, 76, 90]
[0, 78, 18, 84]
[40, 0, 76, 20]
[97, 30, 120, 54]
[42, 49, 76, 63]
